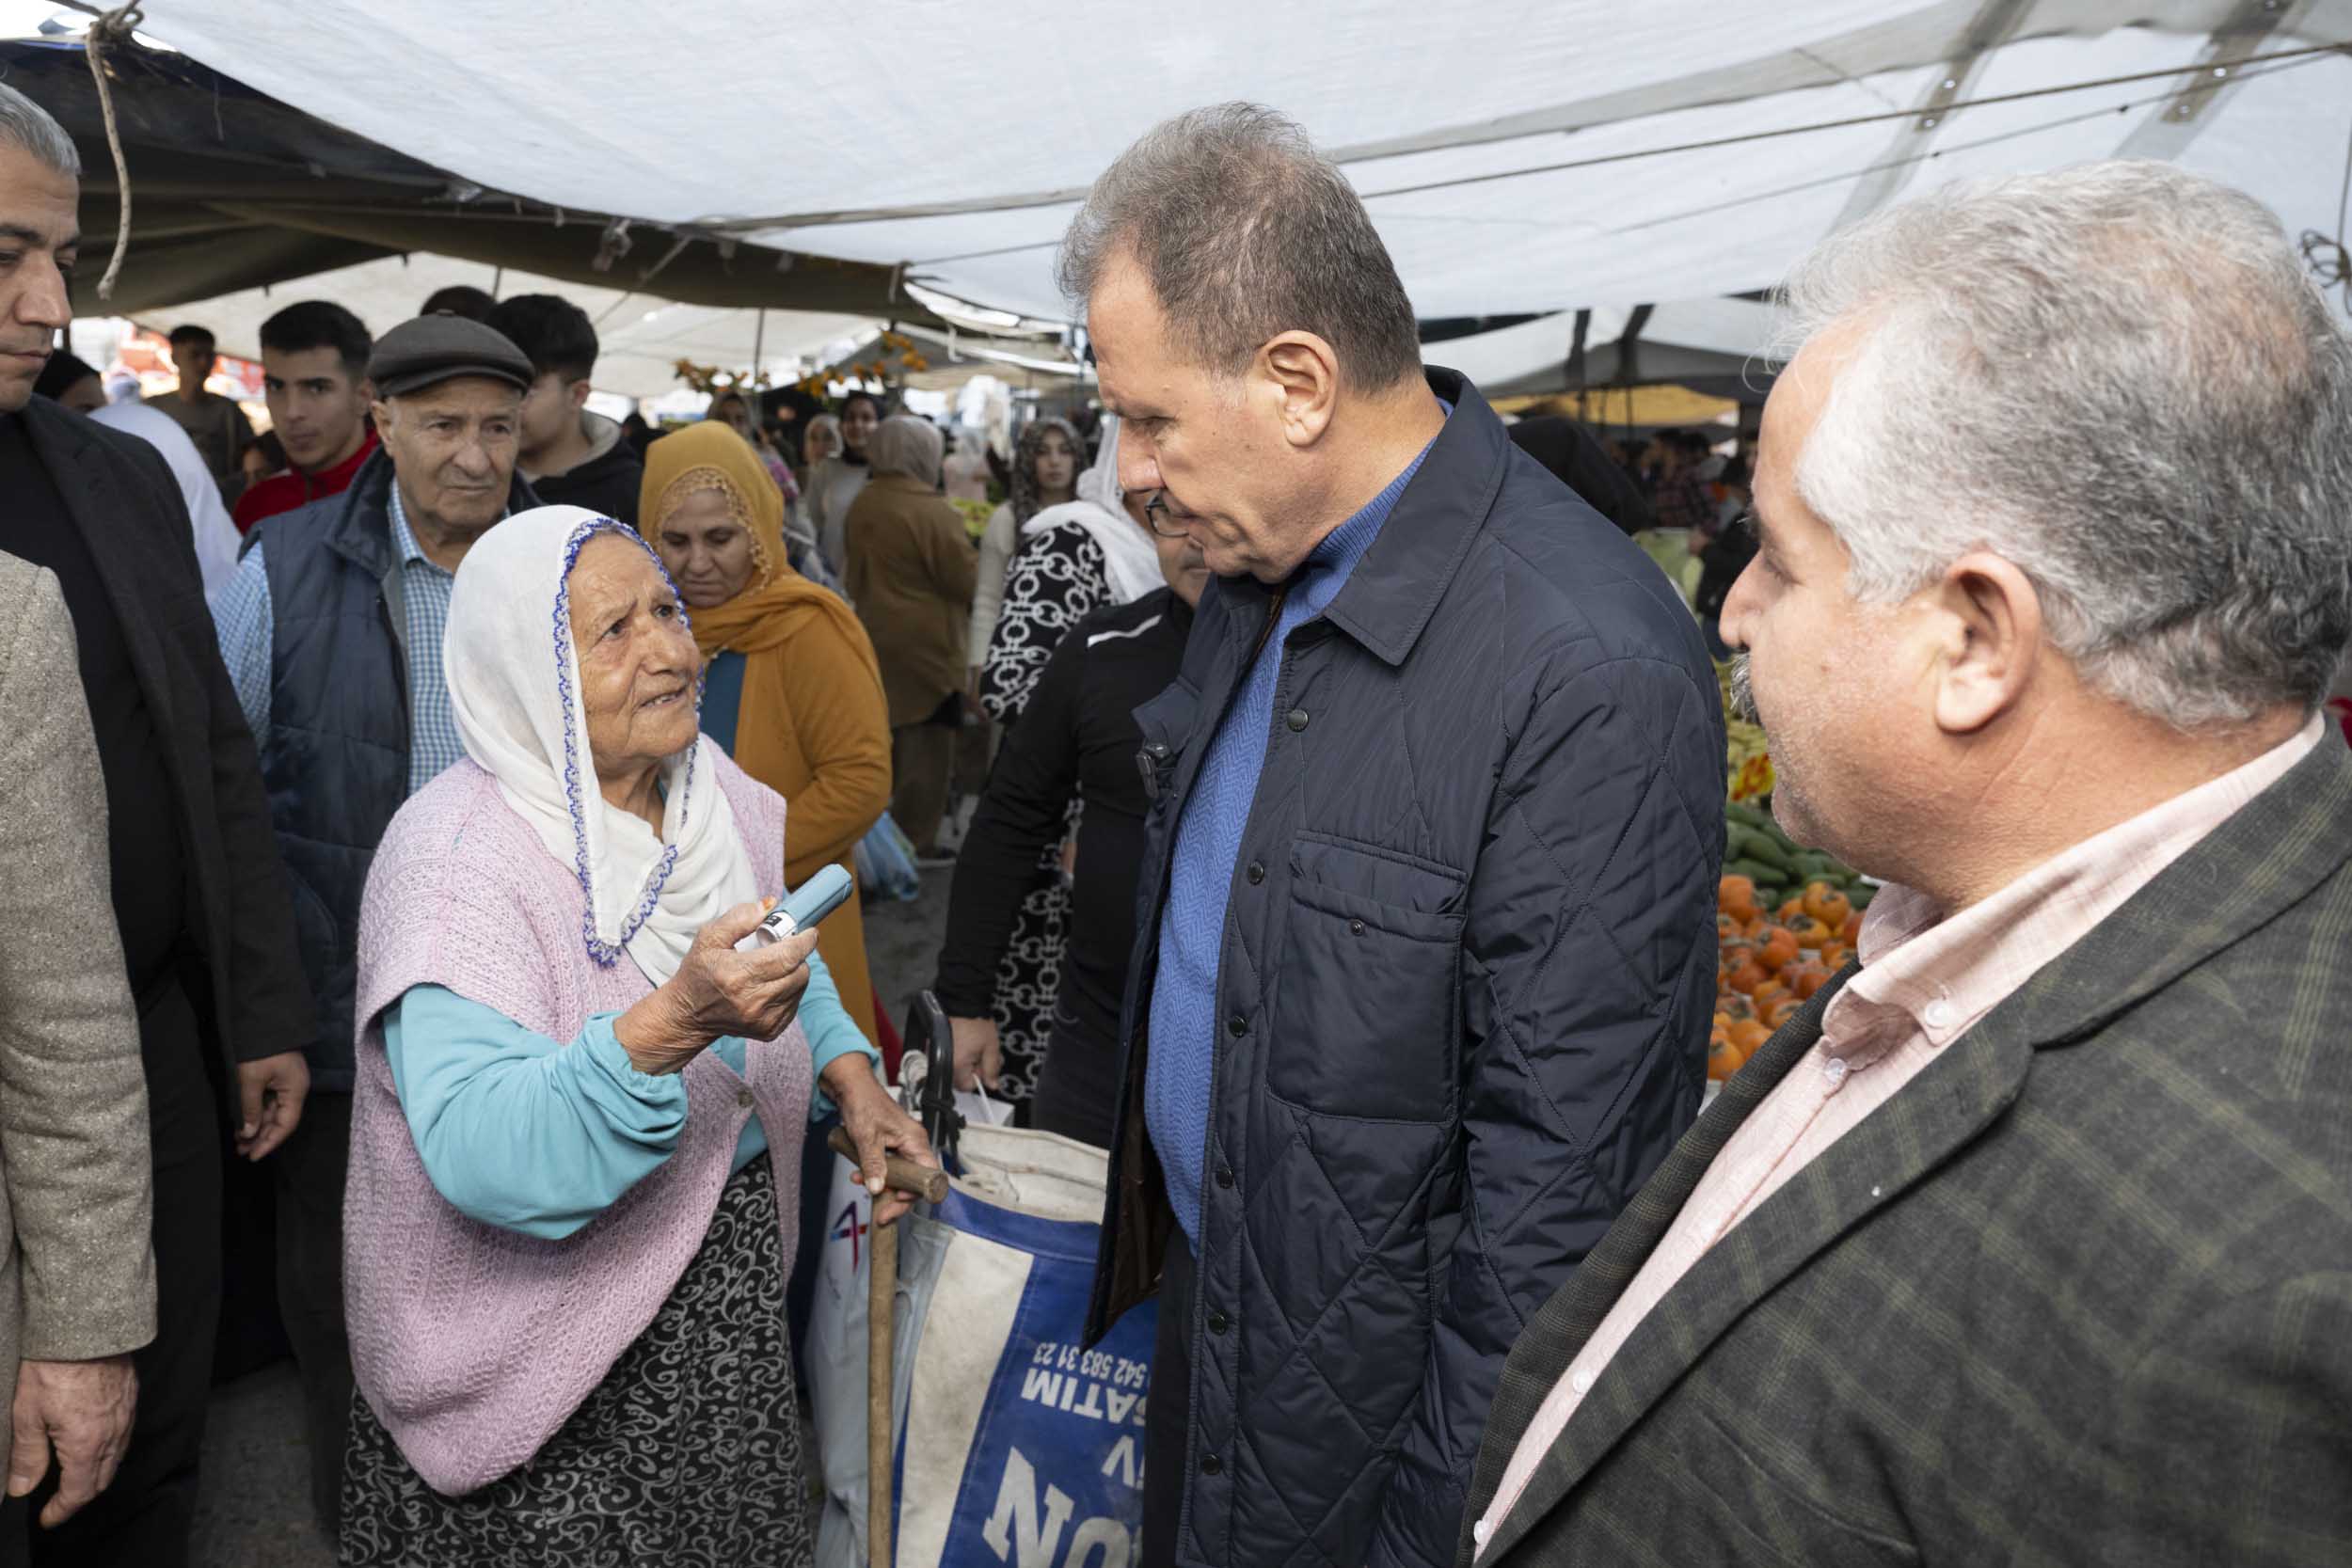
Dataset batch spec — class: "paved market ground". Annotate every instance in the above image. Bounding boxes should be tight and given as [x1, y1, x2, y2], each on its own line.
[191, 869, 955, 1566]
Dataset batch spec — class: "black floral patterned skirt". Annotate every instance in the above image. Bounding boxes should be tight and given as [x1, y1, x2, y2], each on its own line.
[339, 1156, 814, 1567]
[988, 797, 1084, 1110]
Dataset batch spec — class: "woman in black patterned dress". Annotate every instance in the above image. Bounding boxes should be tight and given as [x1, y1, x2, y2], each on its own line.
[957, 417, 1166, 1114]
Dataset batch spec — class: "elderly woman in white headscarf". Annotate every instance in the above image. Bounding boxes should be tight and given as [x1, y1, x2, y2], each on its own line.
[337, 506, 930, 1566]
[953, 416, 1162, 1114]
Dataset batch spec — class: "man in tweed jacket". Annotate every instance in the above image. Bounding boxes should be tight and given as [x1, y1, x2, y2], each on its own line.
[0, 554, 155, 1528]
[1462, 162, 2352, 1568]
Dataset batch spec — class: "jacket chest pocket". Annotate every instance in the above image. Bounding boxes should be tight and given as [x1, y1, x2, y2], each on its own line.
[1266, 837, 1463, 1123]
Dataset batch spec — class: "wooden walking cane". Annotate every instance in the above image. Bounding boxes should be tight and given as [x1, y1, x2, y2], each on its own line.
[829, 1126, 948, 1568]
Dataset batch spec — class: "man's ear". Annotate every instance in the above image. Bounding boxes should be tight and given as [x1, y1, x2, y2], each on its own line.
[1257, 330, 1340, 451]
[567, 379, 594, 415]
[1930, 551, 2044, 735]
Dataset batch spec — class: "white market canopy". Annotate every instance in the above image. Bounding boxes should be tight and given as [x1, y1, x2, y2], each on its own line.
[106, 0, 2352, 330]
[121, 252, 877, 402]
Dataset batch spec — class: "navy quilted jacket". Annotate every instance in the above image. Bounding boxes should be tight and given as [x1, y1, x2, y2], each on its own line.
[1086, 371, 1724, 1568]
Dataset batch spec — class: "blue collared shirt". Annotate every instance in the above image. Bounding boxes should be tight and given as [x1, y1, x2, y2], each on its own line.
[213, 483, 469, 793]
[1147, 436, 1439, 1243]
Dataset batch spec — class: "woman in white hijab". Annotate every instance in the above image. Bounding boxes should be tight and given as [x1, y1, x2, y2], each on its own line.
[338, 506, 930, 1566]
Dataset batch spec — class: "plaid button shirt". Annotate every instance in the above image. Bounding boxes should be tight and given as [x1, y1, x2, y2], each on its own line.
[212, 483, 468, 794]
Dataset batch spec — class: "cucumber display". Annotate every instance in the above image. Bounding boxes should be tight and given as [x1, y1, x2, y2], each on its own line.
[1723, 803, 1862, 894]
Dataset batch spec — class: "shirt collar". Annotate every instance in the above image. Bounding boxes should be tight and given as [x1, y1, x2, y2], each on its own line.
[1295, 400, 1450, 592]
[1827, 715, 2327, 1055]
[388, 474, 513, 574]
[386, 481, 453, 574]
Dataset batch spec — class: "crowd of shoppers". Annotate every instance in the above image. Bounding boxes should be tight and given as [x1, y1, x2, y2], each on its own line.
[4, 65, 2350, 1568]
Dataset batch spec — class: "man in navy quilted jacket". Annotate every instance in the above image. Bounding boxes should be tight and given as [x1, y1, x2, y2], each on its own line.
[1063, 103, 1725, 1568]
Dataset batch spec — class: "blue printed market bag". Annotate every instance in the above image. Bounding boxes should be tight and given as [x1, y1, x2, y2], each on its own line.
[810, 1123, 1155, 1568]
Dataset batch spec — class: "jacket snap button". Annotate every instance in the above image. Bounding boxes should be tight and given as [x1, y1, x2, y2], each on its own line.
[1246, 862, 1264, 885]
[1216, 1165, 1234, 1188]
[1208, 1310, 1230, 1335]
[1201, 1453, 1224, 1477]
[1349, 918, 1366, 936]
[1226, 1013, 1248, 1037]
[737, 1089, 754, 1108]
[1285, 707, 1310, 733]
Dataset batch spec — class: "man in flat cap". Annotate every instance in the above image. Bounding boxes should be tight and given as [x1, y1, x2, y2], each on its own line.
[210, 310, 539, 1537]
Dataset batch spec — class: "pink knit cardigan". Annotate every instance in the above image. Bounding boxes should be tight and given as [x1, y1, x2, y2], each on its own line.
[342, 750, 812, 1497]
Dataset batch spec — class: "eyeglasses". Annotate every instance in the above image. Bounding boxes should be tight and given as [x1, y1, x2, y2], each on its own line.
[1143, 492, 1191, 540]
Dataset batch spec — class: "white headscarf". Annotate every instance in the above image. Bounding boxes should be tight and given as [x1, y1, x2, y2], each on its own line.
[444, 505, 758, 985]
[1023, 414, 1163, 605]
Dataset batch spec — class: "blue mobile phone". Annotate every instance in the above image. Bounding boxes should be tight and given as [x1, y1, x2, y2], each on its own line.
[735, 863, 855, 952]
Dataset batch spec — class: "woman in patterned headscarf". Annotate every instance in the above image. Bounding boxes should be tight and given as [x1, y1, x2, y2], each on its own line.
[967, 417, 1083, 685]
[641, 421, 891, 1042]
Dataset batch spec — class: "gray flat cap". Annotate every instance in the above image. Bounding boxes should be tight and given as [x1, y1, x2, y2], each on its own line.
[367, 312, 534, 398]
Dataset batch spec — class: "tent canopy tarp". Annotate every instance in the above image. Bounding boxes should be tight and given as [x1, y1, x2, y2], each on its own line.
[78, 0, 2352, 326]
[2, 36, 933, 325]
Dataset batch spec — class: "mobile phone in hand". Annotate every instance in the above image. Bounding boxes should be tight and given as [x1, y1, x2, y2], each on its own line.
[734, 863, 855, 952]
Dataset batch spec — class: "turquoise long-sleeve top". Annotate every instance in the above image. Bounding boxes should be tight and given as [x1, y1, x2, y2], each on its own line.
[384, 947, 880, 1240]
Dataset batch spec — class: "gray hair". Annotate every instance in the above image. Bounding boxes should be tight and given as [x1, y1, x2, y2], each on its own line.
[1057, 103, 1422, 391]
[867, 414, 943, 485]
[1775, 159, 2352, 728]
[0, 83, 79, 178]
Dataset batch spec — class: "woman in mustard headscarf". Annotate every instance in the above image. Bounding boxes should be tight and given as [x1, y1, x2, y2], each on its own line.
[640, 422, 890, 1043]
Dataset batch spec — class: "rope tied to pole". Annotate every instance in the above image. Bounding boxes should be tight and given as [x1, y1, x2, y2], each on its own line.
[81, 3, 144, 300]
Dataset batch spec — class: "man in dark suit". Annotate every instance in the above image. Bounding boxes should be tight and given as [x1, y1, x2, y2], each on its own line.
[0, 85, 311, 1565]
[1462, 160, 2352, 1567]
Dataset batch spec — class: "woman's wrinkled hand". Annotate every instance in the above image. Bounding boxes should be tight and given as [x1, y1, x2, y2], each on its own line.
[615, 900, 817, 1074]
[822, 1054, 939, 1227]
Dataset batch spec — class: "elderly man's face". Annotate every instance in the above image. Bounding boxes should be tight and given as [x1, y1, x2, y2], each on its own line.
[567, 531, 700, 779]
[374, 376, 521, 538]
[0, 146, 76, 415]
[1090, 251, 1293, 581]
[1719, 320, 1934, 868]
[1150, 499, 1212, 609]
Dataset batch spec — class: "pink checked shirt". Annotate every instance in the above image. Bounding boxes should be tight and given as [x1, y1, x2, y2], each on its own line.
[1473, 718, 2324, 1557]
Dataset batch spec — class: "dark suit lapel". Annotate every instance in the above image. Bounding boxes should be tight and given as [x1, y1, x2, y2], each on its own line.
[1480, 737, 2352, 1565]
[23, 401, 180, 735]
[1481, 988, 2035, 1563]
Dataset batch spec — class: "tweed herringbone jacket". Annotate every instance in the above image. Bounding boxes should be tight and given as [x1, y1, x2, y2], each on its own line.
[0, 554, 156, 1479]
[1461, 735, 2352, 1568]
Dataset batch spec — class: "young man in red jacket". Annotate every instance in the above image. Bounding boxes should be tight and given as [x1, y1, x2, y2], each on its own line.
[231, 301, 375, 533]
